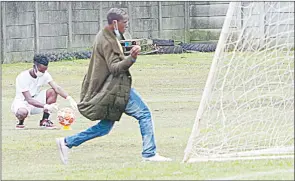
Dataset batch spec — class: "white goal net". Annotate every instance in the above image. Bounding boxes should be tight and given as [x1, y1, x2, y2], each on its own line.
[183, 2, 294, 163]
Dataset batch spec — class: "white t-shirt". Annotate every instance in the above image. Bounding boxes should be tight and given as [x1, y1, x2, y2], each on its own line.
[14, 70, 53, 101]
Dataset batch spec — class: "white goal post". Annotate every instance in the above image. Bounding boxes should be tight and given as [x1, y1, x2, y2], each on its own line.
[183, 2, 294, 163]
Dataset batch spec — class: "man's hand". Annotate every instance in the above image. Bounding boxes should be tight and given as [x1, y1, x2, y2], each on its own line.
[44, 103, 59, 113]
[66, 96, 78, 111]
[130, 45, 141, 59]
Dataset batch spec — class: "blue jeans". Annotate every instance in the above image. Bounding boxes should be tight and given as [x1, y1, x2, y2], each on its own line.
[65, 88, 157, 158]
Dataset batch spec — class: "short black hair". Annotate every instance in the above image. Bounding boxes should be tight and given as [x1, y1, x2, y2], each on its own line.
[107, 8, 128, 25]
[33, 54, 49, 66]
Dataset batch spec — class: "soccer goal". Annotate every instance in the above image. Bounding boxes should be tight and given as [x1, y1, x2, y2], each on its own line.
[183, 2, 294, 163]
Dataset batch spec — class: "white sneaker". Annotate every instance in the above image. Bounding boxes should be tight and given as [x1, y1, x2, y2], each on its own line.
[142, 153, 172, 162]
[56, 137, 69, 164]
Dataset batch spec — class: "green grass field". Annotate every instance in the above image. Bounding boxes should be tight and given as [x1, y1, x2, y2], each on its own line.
[2, 53, 294, 180]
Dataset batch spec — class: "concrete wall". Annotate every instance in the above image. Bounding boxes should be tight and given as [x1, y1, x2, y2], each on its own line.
[4, 2, 35, 62]
[189, 2, 229, 43]
[0, 1, 294, 63]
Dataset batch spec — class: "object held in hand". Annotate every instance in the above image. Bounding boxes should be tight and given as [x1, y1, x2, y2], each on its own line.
[120, 39, 153, 55]
[57, 107, 75, 130]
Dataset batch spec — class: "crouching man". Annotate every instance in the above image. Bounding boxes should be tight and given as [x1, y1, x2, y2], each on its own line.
[11, 55, 78, 129]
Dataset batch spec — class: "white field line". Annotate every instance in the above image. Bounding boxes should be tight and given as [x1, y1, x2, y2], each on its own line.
[208, 169, 294, 180]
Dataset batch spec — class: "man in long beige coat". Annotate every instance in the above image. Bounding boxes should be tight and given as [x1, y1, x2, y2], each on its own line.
[56, 8, 172, 164]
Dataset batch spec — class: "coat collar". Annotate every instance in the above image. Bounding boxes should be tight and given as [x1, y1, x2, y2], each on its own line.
[103, 27, 117, 40]
[103, 27, 124, 54]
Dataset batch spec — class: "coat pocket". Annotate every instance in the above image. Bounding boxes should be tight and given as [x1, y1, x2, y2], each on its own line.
[78, 100, 108, 121]
[77, 102, 97, 121]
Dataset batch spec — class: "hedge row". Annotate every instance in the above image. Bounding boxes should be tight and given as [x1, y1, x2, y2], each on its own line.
[35, 39, 217, 62]
[36, 51, 91, 62]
